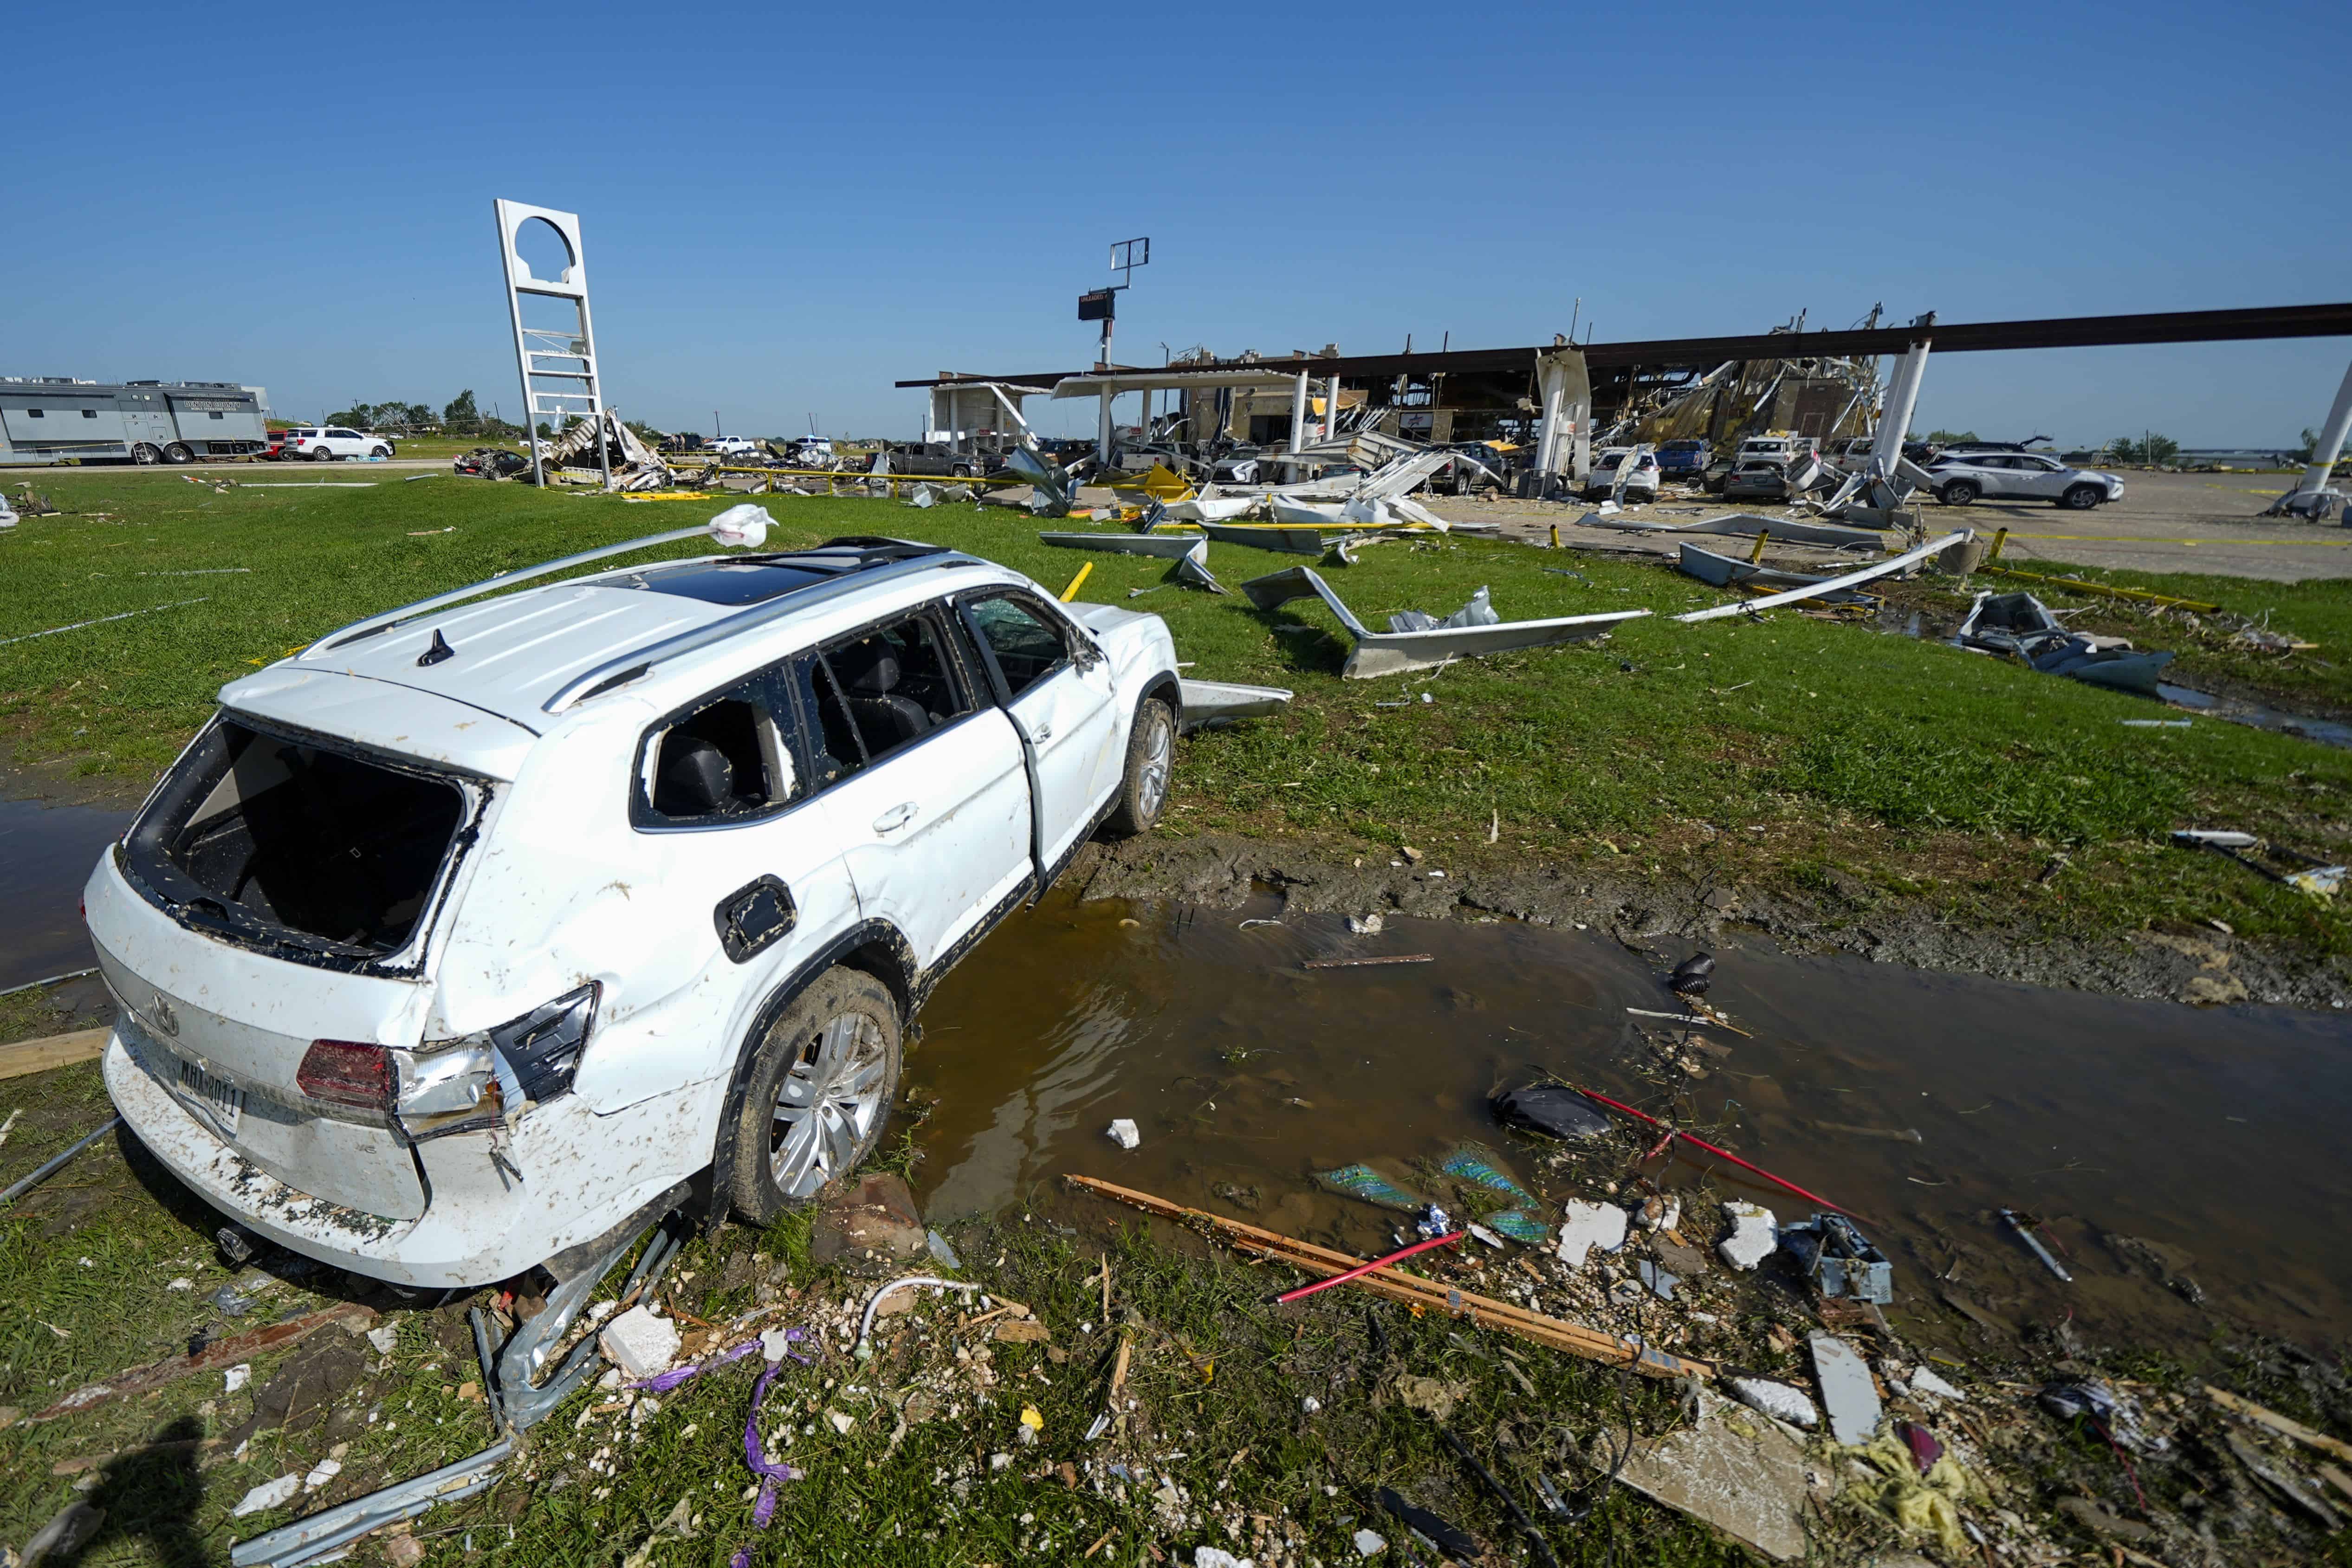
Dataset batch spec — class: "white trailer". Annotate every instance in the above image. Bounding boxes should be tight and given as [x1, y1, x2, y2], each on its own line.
[0, 378, 272, 466]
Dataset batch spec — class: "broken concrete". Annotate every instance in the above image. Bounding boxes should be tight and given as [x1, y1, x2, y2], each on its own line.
[1617, 1389, 1808, 1561]
[1809, 1331, 1884, 1446]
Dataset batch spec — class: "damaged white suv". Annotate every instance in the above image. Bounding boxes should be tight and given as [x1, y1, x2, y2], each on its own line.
[87, 518, 1183, 1302]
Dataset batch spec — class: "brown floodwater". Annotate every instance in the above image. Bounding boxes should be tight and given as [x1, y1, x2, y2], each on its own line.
[914, 890, 2352, 1358]
[0, 796, 130, 991]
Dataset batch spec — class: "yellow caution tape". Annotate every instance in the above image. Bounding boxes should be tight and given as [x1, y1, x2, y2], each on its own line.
[2004, 532, 2352, 547]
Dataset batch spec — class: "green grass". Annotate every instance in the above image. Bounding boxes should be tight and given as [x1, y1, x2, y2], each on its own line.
[5, 472, 2352, 970]
[0, 1051, 1752, 1566]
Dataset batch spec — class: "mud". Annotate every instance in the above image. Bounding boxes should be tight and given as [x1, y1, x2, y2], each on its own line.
[1064, 831, 2350, 1011]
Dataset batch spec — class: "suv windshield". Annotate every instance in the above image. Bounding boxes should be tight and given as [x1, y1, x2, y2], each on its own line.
[124, 715, 473, 959]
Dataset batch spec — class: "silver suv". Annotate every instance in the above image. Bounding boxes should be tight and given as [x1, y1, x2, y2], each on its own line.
[1930, 450, 2123, 509]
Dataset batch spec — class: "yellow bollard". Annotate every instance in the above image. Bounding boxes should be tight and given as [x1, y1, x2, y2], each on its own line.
[1059, 561, 1094, 602]
[1549, 523, 1561, 549]
[1748, 529, 1769, 564]
[1989, 526, 2009, 563]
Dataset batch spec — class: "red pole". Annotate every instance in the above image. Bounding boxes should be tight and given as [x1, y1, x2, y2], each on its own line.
[1572, 1085, 1866, 1221]
[1275, 1231, 1464, 1305]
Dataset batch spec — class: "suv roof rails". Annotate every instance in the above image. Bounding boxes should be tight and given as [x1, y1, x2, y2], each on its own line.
[765, 537, 956, 570]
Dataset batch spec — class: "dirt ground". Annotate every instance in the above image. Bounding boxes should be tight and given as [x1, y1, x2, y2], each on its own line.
[1429, 469, 2352, 583]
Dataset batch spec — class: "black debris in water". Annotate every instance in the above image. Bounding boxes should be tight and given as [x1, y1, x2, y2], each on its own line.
[1669, 952, 1716, 996]
[1491, 1084, 1613, 1141]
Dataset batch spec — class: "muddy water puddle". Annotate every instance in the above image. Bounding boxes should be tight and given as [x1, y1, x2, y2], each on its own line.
[0, 795, 129, 991]
[915, 891, 2352, 1357]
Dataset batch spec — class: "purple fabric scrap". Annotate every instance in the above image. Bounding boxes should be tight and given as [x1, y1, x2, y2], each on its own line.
[743, 1359, 804, 1528]
[630, 1336, 764, 1392]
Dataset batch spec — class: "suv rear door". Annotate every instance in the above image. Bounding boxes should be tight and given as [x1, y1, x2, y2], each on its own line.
[624, 659, 864, 1017]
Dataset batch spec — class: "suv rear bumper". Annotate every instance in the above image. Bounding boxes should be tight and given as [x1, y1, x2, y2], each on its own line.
[106, 1031, 710, 1288]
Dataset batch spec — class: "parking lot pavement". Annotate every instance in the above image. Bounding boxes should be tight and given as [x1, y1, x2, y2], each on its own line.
[1443, 469, 2351, 583]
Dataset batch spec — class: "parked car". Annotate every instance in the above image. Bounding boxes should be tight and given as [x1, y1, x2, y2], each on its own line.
[1927, 451, 2123, 509]
[284, 426, 393, 462]
[1656, 438, 1711, 481]
[262, 430, 296, 460]
[1736, 433, 1817, 469]
[85, 526, 1183, 1316]
[1721, 460, 1790, 501]
[706, 436, 760, 458]
[1583, 447, 1659, 501]
[1827, 436, 1881, 473]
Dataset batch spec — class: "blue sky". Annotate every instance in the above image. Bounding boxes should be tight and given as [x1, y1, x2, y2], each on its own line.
[8, 0, 2346, 445]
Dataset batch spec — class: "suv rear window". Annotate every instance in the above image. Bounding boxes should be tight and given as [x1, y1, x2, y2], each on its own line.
[124, 716, 473, 959]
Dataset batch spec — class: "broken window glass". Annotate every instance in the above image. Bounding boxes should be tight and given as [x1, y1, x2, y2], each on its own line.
[638, 679, 799, 827]
[790, 654, 869, 793]
[965, 595, 1069, 700]
[126, 717, 471, 956]
[820, 610, 974, 763]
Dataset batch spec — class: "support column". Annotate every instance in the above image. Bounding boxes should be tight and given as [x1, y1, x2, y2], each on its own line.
[1325, 376, 1341, 441]
[1868, 338, 1932, 479]
[2283, 356, 2352, 512]
[1097, 387, 1114, 466]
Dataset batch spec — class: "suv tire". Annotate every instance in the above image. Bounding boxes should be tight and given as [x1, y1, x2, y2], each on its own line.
[1938, 479, 1979, 505]
[726, 966, 901, 1222]
[371, 445, 391, 459]
[311, 445, 337, 462]
[2060, 483, 2102, 511]
[1102, 697, 1174, 839]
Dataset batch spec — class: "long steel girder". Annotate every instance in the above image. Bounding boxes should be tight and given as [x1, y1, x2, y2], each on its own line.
[897, 301, 2352, 392]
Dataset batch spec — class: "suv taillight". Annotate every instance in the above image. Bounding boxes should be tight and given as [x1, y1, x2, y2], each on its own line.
[297, 1040, 390, 1109]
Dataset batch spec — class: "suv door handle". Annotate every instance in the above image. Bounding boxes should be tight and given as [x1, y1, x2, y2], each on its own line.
[873, 802, 920, 834]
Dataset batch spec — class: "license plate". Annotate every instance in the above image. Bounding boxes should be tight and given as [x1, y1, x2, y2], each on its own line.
[176, 1058, 246, 1139]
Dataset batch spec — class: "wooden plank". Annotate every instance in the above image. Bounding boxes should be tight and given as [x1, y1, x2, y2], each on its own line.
[26, 1301, 377, 1424]
[1063, 1173, 1711, 1380]
[0, 1028, 111, 1082]
[2206, 1386, 2352, 1465]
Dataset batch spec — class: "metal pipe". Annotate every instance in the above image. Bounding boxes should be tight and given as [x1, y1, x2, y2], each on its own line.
[2001, 1209, 2072, 1282]
[852, 1276, 981, 1360]
[1, 1116, 120, 1206]
[0, 967, 97, 1000]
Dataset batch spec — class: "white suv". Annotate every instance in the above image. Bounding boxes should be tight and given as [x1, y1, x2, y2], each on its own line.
[285, 426, 394, 461]
[87, 518, 1181, 1340]
[1582, 447, 1659, 501]
[1929, 451, 2124, 510]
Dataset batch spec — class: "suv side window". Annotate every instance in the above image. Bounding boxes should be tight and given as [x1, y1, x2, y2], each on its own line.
[635, 673, 799, 828]
[789, 655, 868, 792]
[817, 609, 974, 765]
[964, 594, 1070, 700]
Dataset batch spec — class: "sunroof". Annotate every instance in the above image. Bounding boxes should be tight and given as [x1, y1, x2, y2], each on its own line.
[622, 560, 833, 607]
